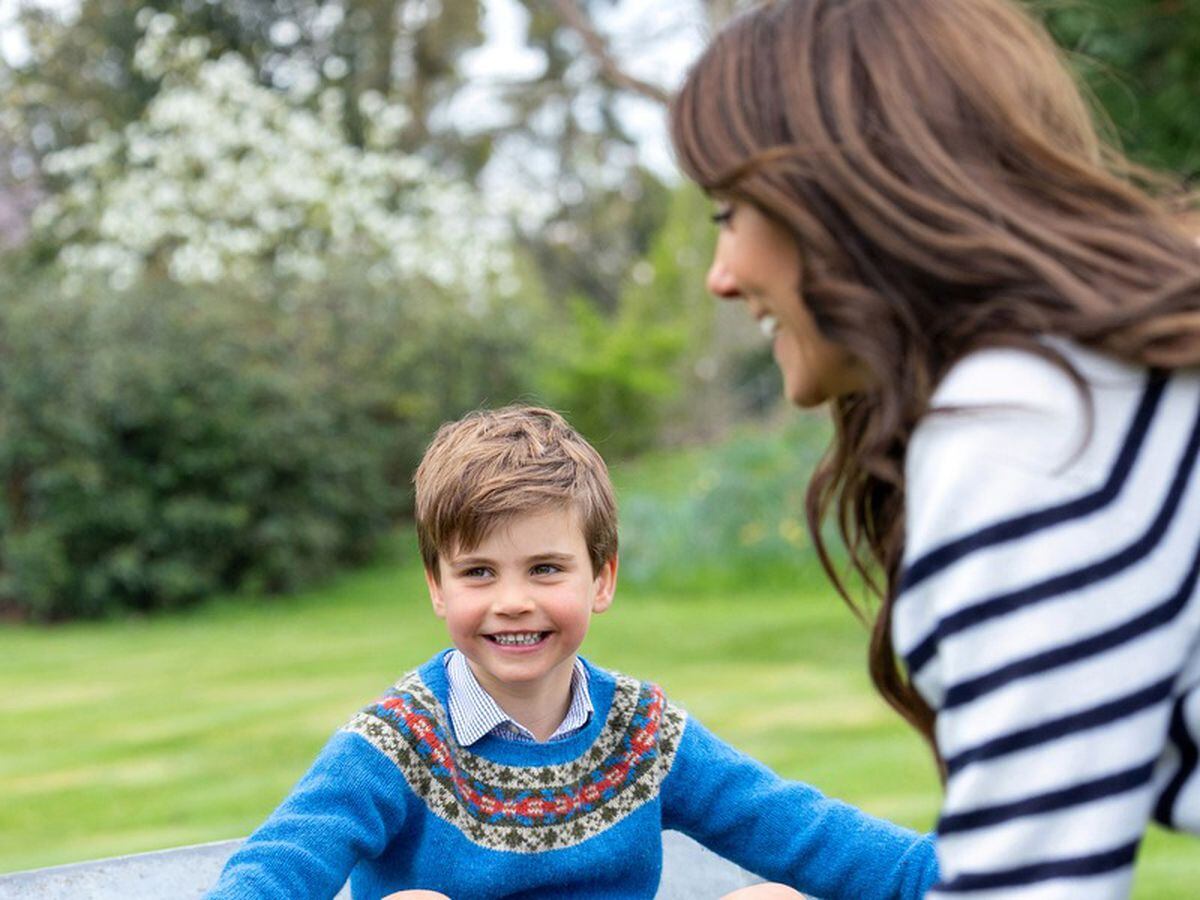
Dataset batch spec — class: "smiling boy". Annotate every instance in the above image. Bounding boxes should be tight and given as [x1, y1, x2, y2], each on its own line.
[425, 505, 614, 745]
[206, 406, 937, 900]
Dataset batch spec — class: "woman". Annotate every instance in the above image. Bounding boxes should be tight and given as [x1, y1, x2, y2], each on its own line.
[671, 0, 1200, 896]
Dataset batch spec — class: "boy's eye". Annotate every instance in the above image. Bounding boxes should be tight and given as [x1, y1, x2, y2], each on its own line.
[530, 563, 561, 576]
[461, 566, 493, 578]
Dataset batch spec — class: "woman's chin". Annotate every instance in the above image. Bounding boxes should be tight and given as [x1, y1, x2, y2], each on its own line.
[783, 377, 828, 409]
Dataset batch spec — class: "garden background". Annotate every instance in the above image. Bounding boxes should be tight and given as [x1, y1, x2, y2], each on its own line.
[0, 1, 1197, 895]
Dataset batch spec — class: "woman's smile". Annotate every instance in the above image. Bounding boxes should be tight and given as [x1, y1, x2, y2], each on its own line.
[706, 201, 863, 407]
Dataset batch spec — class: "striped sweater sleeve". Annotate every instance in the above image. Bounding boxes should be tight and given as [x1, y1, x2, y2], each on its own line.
[893, 347, 1200, 898]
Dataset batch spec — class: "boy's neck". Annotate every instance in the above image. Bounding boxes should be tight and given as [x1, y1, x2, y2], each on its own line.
[468, 655, 579, 743]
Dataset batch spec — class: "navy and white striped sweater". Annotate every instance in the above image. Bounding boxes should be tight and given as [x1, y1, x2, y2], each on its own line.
[893, 344, 1200, 897]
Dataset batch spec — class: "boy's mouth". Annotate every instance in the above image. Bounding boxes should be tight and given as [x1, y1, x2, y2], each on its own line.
[486, 631, 548, 646]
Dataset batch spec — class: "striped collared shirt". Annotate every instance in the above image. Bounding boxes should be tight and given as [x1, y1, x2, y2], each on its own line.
[443, 649, 592, 746]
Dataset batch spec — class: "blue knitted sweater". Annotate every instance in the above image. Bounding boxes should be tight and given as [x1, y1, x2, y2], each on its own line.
[207, 651, 937, 899]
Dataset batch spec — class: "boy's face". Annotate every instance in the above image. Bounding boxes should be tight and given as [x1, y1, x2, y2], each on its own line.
[425, 507, 616, 703]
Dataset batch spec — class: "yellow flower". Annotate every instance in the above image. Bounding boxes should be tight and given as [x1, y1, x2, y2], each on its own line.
[779, 518, 808, 548]
[739, 521, 766, 546]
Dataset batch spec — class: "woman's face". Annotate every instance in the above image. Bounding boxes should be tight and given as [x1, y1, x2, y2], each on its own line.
[706, 199, 863, 407]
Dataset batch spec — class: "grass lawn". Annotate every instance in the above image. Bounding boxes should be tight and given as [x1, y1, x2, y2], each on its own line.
[1, 533, 1195, 895]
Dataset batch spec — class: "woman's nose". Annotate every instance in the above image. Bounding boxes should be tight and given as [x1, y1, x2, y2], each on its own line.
[706, 260, 741, 299]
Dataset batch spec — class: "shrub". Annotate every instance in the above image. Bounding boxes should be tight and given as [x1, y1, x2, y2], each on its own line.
[533, 295, 685, 459]
[0, 271, 532, 620]
[531, 186, 714, 458]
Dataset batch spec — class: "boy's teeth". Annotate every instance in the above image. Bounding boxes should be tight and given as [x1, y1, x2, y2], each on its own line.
[759, 315, 779, 339]
[492, 632, 543, 646]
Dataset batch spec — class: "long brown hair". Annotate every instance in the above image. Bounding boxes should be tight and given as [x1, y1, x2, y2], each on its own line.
[670, 0, 1200, 755]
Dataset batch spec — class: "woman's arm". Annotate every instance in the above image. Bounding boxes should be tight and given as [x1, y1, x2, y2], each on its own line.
[896, 353, 1196, 897]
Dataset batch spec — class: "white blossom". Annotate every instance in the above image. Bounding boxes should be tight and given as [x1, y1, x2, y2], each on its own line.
[35, 13, 517, 307]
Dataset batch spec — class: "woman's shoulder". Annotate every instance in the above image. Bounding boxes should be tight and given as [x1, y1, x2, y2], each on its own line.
[930, 341, 1142, 413]
[914, 342, 1147, 482]
[902, 343, 1165, 557]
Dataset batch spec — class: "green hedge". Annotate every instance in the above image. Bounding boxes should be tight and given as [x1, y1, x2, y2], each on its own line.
[0, 272, 530, 619]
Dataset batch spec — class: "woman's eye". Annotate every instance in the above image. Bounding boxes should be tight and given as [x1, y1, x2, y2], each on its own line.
[710, 205, 734, 226]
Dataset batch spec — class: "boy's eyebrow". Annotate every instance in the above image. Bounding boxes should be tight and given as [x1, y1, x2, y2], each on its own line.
[446, 554, 495, 568]
[525, 552, 575, 564]
[446, 551, 577, 567]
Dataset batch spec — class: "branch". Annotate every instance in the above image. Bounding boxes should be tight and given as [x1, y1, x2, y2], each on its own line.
[549, 0, 672, 106]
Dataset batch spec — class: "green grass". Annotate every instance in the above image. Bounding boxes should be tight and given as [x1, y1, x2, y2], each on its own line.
[1, 533, 1194, 896]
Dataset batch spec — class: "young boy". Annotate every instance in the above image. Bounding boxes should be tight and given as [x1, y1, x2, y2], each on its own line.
[207, 406, 937, 900]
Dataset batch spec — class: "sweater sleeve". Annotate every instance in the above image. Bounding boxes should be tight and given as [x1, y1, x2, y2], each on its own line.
[895, 350, 1191, 897]
[660, 715, 939, 899]
[205, 730, 411, 899]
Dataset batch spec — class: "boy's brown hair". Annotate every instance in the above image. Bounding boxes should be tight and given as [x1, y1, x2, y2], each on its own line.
[414, 406, 618, 580]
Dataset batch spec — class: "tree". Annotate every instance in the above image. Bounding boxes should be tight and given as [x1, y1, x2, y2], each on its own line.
[31, 10, 516, 298]
[4, 0, 486, 158]
[1044, 1, 1199, 179]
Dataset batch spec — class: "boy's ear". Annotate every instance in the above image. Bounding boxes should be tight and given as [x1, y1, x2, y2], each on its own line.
[591, 554, 618, 615]
[425, 567, 447, 619]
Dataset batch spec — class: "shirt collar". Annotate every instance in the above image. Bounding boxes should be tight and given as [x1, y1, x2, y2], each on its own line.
[444, 649, 592, 746]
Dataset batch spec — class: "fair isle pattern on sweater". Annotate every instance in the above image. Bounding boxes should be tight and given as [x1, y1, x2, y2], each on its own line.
[341, 669, 687, 853]
[206, 653, 941, 900]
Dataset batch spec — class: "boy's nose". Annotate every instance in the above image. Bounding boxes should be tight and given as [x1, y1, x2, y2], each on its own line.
[706, 260, 741, 299]
[493, 585, 536, 615]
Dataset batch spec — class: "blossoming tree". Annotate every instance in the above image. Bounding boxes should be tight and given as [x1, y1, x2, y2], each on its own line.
[32, 11, 517, 302]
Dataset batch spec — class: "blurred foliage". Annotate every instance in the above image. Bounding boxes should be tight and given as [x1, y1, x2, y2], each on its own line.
[0, 269, 534, 621]
[1, 0, 676, 304]
[0, 2, 720, 619]
[534, 293, 684, 458]
[521, 167, 672, 314]
[4, 0, 485, 165]
[498, 1, 671, 311]
[4, 0, 1197, 622]
[0, 11, 537, 620]
[617, 416, 836, 595]
[532, 184, 716, 456]
[29, 12, 514, 297]
[1044, 0, 1200, 179]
